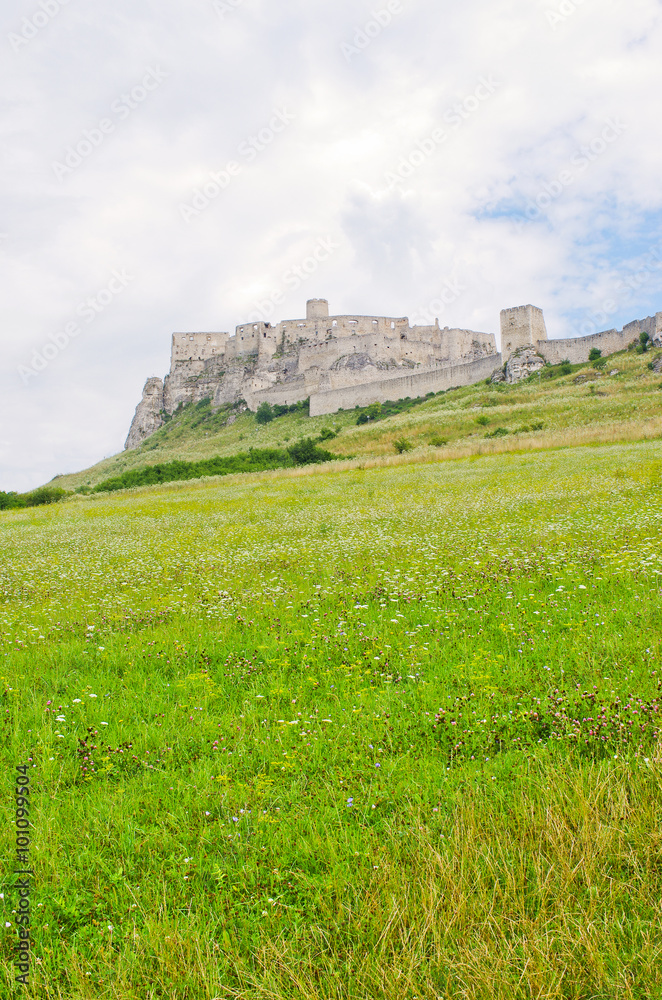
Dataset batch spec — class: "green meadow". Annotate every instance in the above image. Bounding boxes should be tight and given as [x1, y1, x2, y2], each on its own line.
[1, 393, 662, 996]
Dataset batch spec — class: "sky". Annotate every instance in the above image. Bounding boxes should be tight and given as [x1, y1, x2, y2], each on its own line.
[1, 0, 662, 492]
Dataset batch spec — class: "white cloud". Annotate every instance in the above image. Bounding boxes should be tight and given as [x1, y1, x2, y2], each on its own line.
[1, 0, 662, 489]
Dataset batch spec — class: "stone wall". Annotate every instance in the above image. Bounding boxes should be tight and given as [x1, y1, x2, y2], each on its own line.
[538, 327, 631, 364]
[171, 331, 229, 363]
[307, 354, 502, 417]
[624, 312, 662, 345]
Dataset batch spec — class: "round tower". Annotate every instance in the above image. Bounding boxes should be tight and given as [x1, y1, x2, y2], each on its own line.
[306, 298, 329, 320]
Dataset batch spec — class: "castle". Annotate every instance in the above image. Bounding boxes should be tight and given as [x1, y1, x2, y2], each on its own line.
[125, 298, 662, 449]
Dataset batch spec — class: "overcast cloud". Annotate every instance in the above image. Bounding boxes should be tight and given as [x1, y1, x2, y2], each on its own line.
[1, 0, 661, 490]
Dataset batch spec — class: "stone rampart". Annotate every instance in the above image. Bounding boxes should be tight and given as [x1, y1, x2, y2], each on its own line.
[537, 327, 632, 364]
[308, 354, 501, 417]
[537, 313, 662, 364]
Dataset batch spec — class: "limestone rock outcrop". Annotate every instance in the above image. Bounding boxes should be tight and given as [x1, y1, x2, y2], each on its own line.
[124, 377, 165, 450]
[505, 347, 546, 383]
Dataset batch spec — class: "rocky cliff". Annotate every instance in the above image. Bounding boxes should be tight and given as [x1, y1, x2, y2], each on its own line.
[124, 377, 165, 450]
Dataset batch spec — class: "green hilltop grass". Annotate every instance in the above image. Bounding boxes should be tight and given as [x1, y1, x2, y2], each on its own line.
[51, 347, 662, 492]
[1, 434, 662, 997]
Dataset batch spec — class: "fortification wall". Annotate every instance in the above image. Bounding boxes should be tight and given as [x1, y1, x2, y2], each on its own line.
[171, 331, 229, 363]
[536, 313, 662, 364]
[537, 327, 633, 364]
[285, 328, 497, 373]
[623, 312, 662, 344]
[276, 314, 409, 351]
[308, 353, 501, 417]
[294, 333, 425, 370]
[246, 381, 310, 411]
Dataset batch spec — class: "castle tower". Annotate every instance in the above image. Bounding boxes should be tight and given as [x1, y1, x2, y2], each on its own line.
[307, 298, 329, 320]
[500, 305, 547, 359]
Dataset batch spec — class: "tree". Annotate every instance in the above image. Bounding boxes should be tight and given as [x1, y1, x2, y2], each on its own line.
[256, 402, 274, 424]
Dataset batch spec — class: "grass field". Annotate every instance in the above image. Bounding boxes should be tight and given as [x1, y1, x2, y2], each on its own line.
[1, 405, 662, 995]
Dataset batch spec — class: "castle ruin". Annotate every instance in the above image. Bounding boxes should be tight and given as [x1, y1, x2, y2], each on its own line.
[125, 298, 662, 450]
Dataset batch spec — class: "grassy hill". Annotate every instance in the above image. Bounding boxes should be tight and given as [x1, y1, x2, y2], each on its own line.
[51, 347, 662, 493]
[1, 347, 661, 997]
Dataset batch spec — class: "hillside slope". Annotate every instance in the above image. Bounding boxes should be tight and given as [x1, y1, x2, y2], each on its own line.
[2, 434, 662, 996]
[52, 348, 662, 492]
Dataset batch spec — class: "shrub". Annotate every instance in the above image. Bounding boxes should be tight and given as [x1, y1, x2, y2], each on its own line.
[356, 402, 382, 425]
[394, 437, 413, 454]
[273, 399, 310, 418]
[588, 348, 602, 361]
[475, 415, 490, 426]
[0, 492, 25, 511]
[486, 427, 509, 438]
[640, 331, 650, 352]
[0, 486, 69, 512]
[25, 487, 68, 506]
[559, 363, 572, 376]
[429, 435, 448, 447]
[318, 428, 337, 442]
[256, 402, 274, 424]
[287, 439, 334, 465]
[91, 440, 336, 494]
